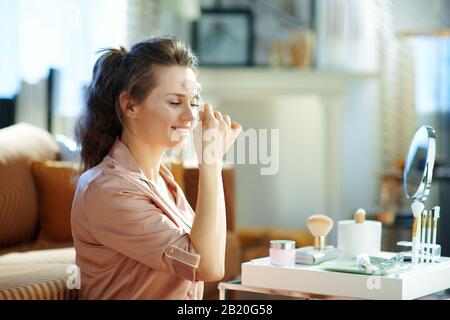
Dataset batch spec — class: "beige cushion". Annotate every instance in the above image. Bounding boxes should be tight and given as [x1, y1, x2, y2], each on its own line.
[0, 247, 75, 265]
[0, 248, 77, 300]
[0, 123, 59, 248]
[0, 264, 78, 300]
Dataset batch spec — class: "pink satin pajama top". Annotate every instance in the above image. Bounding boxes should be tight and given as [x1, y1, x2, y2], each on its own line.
[71, 138, 203, 299]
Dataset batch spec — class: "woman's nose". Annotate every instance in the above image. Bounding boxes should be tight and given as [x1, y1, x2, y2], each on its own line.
[180, 103, 196, 122]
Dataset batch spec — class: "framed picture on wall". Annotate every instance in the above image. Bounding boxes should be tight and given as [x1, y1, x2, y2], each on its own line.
[192, 9, 254, 66]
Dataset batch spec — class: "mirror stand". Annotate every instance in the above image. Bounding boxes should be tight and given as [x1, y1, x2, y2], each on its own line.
[399, 126, 442, 265]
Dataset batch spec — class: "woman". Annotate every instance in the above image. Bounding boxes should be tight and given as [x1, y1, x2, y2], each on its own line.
[71, 37, 241, 299]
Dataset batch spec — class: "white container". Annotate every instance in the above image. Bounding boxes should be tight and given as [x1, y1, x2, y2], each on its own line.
[269, 240, 296, 267]
[338, 220, 382, 256]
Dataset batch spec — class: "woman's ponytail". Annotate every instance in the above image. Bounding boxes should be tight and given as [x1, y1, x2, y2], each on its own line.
[75, 47, 127, 172]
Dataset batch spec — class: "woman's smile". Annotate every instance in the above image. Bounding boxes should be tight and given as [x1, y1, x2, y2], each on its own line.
[170, 124, 192, 142]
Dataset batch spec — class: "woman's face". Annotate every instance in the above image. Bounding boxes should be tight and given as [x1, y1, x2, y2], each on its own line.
[127, 65, 200, 150]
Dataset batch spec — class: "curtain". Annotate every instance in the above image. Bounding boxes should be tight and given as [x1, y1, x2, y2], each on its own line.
[379, 1, 450, 171]
[126, 0, 160, 47]
[378, 0, 418, 173]
[412, 36, 450, 158]
[413, 37, 450, 114]
[378, 38, 417, 172]
[15, 79, 49, 130]
[315, 0, 379, 72]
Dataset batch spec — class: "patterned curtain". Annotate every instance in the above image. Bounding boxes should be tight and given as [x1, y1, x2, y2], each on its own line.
[126, 0, 160, 47]
[378, 0, 450, 173]
[378, 0, 417, 173]
[16, 78, 49, 130]
[126, 0, 201, 47]
[315, 0, 379, 72]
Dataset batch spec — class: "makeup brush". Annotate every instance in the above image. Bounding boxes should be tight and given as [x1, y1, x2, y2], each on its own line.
[307, 214, 334, 251]
[427, 210, 432, 263]
[421, 210, 428, 263]
[432, 206, 440, 262]
[411, 201, 424, 265]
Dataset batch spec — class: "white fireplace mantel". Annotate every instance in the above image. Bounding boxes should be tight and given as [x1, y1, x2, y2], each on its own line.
[198, 67, 378, 97]
[196, 67, 379, 229]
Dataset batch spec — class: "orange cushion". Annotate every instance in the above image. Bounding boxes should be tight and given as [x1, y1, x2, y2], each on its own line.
[31, 160, 81, 243]
[0, 123, 59, 248]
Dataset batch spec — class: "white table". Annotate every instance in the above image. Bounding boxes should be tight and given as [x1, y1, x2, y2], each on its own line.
[219, 256, 450, 300]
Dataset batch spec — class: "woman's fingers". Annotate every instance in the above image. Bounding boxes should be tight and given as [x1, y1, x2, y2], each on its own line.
[203, 103, 215, 120]
[231, 121, 242, 137]
[193, 101, 241, 163]
[214, 111, 224, 122]
[202, 104, 239, 135]
[224, 115, 231, 128]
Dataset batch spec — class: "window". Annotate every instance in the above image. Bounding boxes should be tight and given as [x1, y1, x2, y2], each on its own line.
[413, 37, 450, 113]
[0, 0, 127, 117]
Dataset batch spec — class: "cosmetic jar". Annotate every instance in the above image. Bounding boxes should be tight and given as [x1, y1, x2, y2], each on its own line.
[269, 240, 296, 267]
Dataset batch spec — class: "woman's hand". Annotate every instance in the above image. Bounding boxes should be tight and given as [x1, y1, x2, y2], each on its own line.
[193, 103, 241, 166]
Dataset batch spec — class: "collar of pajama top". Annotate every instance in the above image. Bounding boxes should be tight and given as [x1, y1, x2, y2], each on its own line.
[106, 138, 193, 233]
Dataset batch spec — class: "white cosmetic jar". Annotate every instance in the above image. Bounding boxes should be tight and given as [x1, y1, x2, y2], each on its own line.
[269, 240, 296, 267]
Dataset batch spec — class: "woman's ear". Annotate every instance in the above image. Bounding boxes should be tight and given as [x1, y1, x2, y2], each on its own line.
[119, 91, 138, 119]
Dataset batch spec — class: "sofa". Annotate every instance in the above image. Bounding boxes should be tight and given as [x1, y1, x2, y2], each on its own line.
[0, 123, 241, 300]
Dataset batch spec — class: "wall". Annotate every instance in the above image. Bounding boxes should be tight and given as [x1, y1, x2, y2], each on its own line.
[341, 81, 380, 218]
[393, 0, 450, 34]
[216, 95, 327, 229]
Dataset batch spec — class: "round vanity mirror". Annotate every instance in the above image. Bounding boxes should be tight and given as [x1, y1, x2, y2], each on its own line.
[403, 125, 436, 202]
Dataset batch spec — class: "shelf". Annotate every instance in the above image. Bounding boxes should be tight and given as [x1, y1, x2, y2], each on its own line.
[197, 67, 379, 97]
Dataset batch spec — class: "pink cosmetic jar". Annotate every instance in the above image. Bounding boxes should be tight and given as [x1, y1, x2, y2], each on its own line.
[269, 240, 296, 267]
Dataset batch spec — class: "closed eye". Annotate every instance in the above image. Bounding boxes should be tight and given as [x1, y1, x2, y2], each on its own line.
[170, 102, 199, 108]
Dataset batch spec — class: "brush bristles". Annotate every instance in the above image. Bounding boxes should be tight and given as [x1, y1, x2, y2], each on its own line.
[422, 210, 428, 231]
[412, 216, 418, 237]
[433, 220, 438, 230]
[307, 214, 333, 237]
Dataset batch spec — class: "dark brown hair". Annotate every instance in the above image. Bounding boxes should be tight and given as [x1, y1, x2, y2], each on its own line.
[75, 37, 198, 173]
